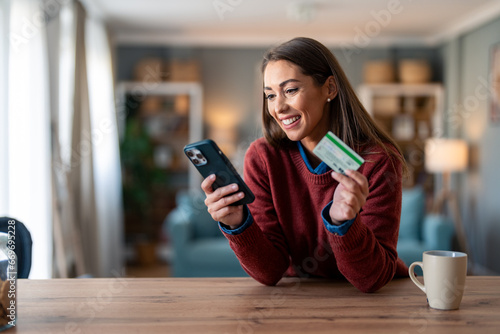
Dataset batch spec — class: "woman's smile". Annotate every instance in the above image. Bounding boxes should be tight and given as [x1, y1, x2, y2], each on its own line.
[281, 115, 301, 127]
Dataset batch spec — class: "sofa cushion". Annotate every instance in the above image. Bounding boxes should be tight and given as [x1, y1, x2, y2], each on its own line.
[178, 238, 246, 277]
[399, 186, 425, 241]
[397, 240, 426, 276]
[422, 214, 455, 250]
[176, 190, 221, 239]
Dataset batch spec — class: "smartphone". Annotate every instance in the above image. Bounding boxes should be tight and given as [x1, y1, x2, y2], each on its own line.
[184, 139, 255, 206]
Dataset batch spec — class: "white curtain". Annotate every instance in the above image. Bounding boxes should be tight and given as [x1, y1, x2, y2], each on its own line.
[50, 0, 86, 278]
[54, 1, 124, 277]
[84, 12, 124, 277]
[1, 0, 124, 278]
[0, 1, 9, 213]
[3, 0, 53, 279]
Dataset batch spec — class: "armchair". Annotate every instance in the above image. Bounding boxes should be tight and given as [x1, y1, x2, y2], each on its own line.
[397, 186, 456, 269]
[165, 190, 247, 277]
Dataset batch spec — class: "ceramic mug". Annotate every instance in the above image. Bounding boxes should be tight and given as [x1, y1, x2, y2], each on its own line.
[409, 250, 467, 310]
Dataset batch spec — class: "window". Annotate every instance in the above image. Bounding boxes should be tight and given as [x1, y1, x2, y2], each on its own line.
[58, 3, 76, 166]
[2, 0, 52, 278]
[0, 1, 9, 214]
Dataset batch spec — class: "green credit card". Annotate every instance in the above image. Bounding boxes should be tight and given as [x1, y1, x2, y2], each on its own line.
[312, 131, 364, 175]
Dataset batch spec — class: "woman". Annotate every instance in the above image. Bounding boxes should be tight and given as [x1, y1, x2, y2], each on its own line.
[201, 37, 408, 293]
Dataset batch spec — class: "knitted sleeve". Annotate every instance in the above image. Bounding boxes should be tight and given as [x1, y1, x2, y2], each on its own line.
[222, 142, 290, 285]
[326, 151, 404, 293]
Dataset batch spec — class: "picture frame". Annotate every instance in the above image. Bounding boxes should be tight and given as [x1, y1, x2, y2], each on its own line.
[491, 43, 500, 123]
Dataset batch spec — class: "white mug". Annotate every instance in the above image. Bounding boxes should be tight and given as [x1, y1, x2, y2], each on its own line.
[409, 250, 467, 310]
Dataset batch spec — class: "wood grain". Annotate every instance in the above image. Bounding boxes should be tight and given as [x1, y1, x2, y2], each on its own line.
[16, 276, 500, 334]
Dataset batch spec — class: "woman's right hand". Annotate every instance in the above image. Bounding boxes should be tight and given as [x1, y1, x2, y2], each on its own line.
[201, 174, 245, 229]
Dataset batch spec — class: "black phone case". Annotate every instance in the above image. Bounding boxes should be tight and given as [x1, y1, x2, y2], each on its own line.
[184, 139, 255, 206]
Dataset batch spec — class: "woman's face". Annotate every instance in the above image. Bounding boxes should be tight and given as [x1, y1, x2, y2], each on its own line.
[263, 60, 334, 148]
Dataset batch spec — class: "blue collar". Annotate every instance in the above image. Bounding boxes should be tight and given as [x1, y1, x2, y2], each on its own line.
[296, 141, 330, 175]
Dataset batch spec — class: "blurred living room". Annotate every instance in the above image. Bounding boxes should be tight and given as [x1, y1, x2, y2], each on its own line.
[1, 0, 499, 280]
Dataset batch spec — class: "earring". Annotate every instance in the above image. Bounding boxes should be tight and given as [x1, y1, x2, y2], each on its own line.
[327, 98, 331, 102]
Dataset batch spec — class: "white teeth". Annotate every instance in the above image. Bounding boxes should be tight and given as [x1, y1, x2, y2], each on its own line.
[283, 116, 300, 125]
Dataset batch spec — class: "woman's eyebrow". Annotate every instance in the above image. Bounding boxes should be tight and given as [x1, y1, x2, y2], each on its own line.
[264, 78, 300, 90]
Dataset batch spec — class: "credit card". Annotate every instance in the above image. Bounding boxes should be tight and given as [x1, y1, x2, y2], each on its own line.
[312, 131, 364, 175]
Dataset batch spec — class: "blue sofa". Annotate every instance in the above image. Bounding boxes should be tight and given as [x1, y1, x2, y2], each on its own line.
[397, 186, 455, 268]
[165, 186, 455, 277]
[164, 190, 247, 277]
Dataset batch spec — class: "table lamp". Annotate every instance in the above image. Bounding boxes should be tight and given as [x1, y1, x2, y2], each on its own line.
[425, 138, 469, 253]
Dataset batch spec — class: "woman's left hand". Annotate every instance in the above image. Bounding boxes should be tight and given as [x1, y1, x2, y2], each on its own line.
[329, 169, 369, 225]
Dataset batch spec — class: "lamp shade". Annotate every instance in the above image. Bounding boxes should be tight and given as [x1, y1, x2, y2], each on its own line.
[425, 138, 468, 173]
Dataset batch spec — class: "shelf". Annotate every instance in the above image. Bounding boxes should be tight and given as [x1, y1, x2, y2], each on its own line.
[358, 83, 444, 189]
[117, 81, 204, 243]
[358, 83, 443, 96]
[116, 81, 204, 192]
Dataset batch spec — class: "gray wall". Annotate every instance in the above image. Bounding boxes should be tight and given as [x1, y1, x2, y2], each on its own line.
[442, 16, 500, 274]
[116, 44, 441, 152]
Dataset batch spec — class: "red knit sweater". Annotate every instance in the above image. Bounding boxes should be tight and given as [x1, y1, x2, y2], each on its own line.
[224, 138, 408, 292]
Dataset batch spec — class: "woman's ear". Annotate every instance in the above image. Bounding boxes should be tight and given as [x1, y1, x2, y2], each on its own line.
[326, 76, 338, 100]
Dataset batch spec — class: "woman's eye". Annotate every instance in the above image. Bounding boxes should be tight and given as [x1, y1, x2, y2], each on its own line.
[265, 94, 276, 101]
[285, 88, 298, 96]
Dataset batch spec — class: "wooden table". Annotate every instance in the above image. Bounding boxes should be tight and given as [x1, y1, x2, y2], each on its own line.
[16, 276, 500, 333]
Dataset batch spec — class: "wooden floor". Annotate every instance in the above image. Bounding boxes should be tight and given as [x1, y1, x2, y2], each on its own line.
[125, 260, 170, 277]
[124, 241, 172, 277]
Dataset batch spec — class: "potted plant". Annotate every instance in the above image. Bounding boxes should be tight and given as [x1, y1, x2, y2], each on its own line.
[120, 103, 167, 266]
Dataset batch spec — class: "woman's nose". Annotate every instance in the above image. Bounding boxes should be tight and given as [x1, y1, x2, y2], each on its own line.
[274, 94, 288, 114]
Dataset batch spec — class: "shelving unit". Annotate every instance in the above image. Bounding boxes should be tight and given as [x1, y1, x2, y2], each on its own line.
[116, 81, 203, 248]
[358, 83, 444, 188]
[116, 81, 203, 190]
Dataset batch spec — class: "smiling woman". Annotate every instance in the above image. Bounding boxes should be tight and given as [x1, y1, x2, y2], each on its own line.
[198, 37, 410, 293]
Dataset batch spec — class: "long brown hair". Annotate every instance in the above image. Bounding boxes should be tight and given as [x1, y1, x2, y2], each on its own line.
[261, 37, 407, 175]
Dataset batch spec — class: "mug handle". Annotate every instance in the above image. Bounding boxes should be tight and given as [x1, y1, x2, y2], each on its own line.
[409, 261, 426, 293]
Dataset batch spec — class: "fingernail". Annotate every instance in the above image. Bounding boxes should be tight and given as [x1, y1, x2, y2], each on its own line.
[232, 184, 238, 190]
